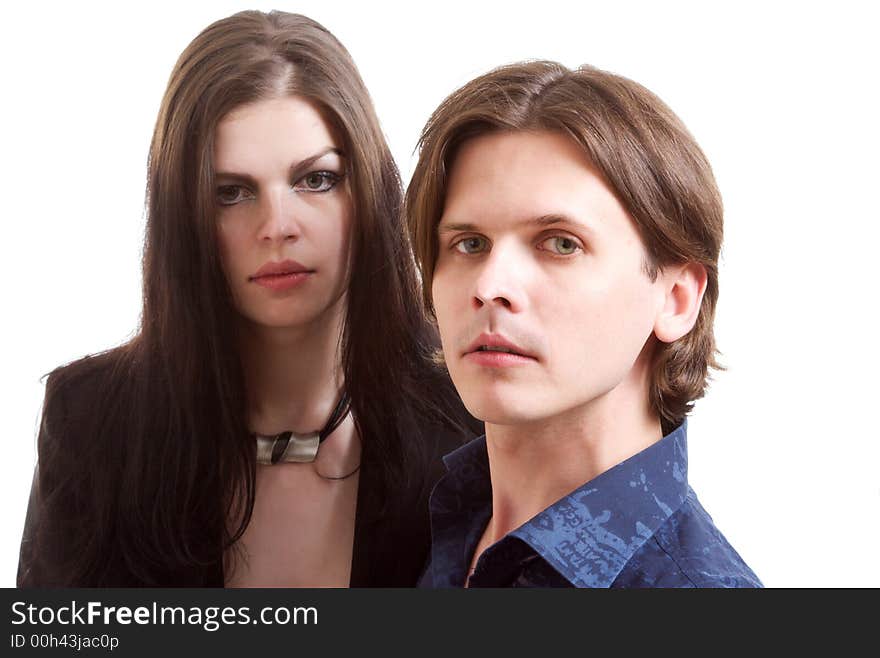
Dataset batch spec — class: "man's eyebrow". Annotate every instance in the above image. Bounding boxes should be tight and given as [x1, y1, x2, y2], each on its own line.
[437, 213, 594, 234]
[437, 222, 478, 235]
[530, 214, 592, 231]
[215, 147, 344, 183]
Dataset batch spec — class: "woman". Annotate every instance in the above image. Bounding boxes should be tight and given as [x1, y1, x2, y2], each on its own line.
[17, 10, 479, 587]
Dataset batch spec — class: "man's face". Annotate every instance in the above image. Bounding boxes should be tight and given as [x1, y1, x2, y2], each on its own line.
[432, 130, 667, 426]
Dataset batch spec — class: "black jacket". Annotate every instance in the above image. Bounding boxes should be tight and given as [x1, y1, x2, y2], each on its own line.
[18, 357, 478, 587]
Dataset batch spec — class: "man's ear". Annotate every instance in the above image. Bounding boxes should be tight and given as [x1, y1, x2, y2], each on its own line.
[654, 262, 708, 343]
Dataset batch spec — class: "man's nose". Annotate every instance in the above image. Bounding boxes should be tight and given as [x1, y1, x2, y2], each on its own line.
[471, 245, 525, 313]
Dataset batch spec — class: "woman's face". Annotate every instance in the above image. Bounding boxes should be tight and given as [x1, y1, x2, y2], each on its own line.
[213, 95, 352, 332]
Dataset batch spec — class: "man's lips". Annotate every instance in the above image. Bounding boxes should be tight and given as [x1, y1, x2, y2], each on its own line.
[463, 333, 537, 360]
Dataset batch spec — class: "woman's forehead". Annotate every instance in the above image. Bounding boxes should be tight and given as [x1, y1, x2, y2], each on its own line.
[214, 96, 340, 171]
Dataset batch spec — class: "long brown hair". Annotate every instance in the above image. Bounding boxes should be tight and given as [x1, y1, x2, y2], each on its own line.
[406, 60, 724, 432]
[28, 10, 471, 586]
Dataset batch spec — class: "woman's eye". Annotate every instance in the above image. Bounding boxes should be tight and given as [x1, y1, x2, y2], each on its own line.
[540, 236, 581, 255]
[295, 171, 341, 192]
[453, 236, 489, 254]
[216, 185, 253, 206]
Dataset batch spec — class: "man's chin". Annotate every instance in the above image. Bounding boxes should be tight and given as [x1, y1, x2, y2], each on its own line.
[461, 397, 546, 427]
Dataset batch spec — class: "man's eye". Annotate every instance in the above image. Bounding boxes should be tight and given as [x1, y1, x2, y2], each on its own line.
[453, 236, 489, 254]
[295, 171, 341, 192]
[216, 185, 253, 206]
[540, 236, 581, 255]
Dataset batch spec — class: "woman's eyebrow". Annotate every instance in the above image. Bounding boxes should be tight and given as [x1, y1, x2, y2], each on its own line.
[289, 147, 345, 179]
[215, 147, 345, 183]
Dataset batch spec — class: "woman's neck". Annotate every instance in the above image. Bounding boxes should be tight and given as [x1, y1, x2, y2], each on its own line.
[239, 299, 346, 435]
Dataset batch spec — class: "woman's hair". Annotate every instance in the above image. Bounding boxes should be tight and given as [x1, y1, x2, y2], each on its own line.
[32, 10, 469, 585]
[406, 60, 724, 433]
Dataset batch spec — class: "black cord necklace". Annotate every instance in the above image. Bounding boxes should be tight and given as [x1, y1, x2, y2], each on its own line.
[253, 391, 352, 467]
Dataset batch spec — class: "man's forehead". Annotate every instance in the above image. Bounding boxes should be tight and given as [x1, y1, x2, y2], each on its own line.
[438, 130, 623, 236]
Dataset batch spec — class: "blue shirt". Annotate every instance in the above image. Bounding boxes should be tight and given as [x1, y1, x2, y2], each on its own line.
[420, 421, 762, 588]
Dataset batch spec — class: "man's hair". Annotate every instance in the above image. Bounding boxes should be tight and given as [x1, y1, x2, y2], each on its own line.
[406, 60, 723, 431]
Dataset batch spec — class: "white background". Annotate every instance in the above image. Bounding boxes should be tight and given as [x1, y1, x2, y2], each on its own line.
[2, 0, 877, 587]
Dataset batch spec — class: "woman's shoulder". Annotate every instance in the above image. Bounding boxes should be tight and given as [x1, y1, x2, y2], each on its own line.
[20, 348, 133, 587]
[46, 347, 128, 393]
[39, 348, 130, 446]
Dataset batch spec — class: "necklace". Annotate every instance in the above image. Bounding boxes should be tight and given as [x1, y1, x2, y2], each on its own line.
[253, 391, 352, 469]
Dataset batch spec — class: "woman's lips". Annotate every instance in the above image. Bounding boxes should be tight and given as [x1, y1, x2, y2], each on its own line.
[250, 271, 312, 291]
[250, 259, 313, 291]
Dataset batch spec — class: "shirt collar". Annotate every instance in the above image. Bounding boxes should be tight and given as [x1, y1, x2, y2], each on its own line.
[513, 421, 689, 587]
[442, 434, 489, 471]
[435, 421, 690, 588]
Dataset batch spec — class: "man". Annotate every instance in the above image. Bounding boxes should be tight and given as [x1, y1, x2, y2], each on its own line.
[406, 61, 761, 587]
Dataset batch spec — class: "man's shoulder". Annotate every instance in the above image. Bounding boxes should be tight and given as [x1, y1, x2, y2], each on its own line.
[621, 488, 762, 588]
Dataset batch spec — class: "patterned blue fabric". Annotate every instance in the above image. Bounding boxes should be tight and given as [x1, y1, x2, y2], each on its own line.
[420, 421, 762, 588]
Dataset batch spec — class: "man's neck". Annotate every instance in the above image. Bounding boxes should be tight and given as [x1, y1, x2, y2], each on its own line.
[481, 388, 663, 546]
